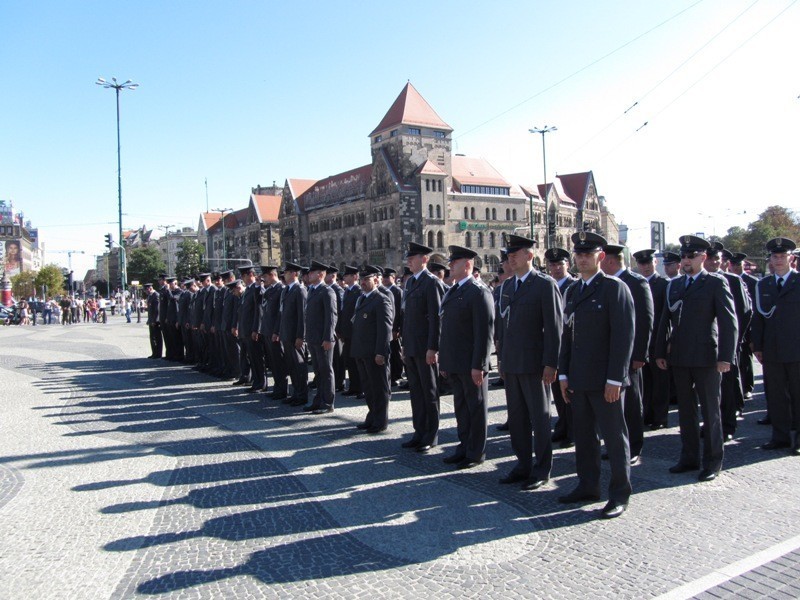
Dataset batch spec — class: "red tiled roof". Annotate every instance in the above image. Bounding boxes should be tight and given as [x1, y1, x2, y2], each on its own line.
[370, 82, 452, 136]
[418, 160, 446, 176]
[288, 178, 317, 199]
[557, 172, 592, 210]
[538, 182, 576, 205]
[299, 164, 372, 212]
[201, 212, 222, 230]
[252, 194, 281, 223]
[452, 156, 509, 187]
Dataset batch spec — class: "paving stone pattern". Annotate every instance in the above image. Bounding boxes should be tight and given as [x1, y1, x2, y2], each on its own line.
[0, 321, 798, 599]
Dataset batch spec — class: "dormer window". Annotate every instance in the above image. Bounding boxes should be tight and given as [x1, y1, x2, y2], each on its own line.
[390, 129, 398, 137]
[407, 127, 421, 135]
[374, 134, 382, 143]
[434, 131, 445, 139]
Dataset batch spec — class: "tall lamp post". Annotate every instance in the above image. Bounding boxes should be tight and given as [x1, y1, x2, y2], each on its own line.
[213, 208, 233, 270]
[96, 77, 138, 293]
[529, 125, 557, 249]
[159, 224, 176, 274]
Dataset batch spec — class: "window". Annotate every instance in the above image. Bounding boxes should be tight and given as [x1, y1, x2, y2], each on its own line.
[464, 207, 469, 219]
[374, 135, 382, 143]
[434, 131, 445, 139]
[385, 232, 391, 248]
[363, 235, 368, 251]
[437, 231, 443, 248]
[427, 230, 434, 247]
[492, 208, 497, 220]
[470, 207, 475, 220]
[329, 240, 334, 254]
[465, 232, 472, 248]
[477, 232, 484, 247]
[506, 209, 510, 220]
[390, 207, 395, 219]
[513, 208, 517, 220]
[377, 234, 383, 249]
[340, 238, 345, 254]
[426, 179, 430, 192]
[390, 129, 398, 137]
[310, 242, 315, 255]
[351, 237, 356, 253]
[485, 208, 490, 220]
[489, 232, 496, 248]
[429, 204, 434, 218]
[408, 127, 421, 135]
[436, 205, 441, 219]
[438, 180, 442, 192]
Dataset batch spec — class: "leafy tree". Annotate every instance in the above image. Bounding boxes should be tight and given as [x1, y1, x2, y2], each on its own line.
[721, 206, 800, 268]
[175, 239, 208, 281]
[10, 270, 37, 299]
[34, 264, 65, 298]
[127, 246, 166, 285]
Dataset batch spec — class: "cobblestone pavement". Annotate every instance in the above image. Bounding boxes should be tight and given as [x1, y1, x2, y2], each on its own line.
[0, 320, 798, 599]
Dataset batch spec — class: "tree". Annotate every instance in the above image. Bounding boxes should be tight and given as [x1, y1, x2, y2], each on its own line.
[127, 246, 166, 285]
[34, 264, 65, 298]
[721, 206, 800, 269]
[10, 270, 37, 299]
[175, 239, 208, 281]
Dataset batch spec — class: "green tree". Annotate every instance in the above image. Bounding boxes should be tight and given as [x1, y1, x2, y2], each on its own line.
[34, 264, 65, 298]
[175, 239, 208, 281]
[722, 206, 800, 269]
[127, 246, 166, 285]
[11, 270, 37, 299]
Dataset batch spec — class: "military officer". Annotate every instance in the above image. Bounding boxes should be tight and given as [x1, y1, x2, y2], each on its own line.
[219, 270, 239, 380]
[338, 265, 363, 398]
[145, 283, 162, 358]
[325, 267, 346, 392]
[601, 245, 654, 464]
[438, 246, 495, 469]
[729, 252, 758, 401]
[655, 235, 738, 482]
[351, 265, 394, 432]
[401, 241, 446, 453]
[191, 273, 211, 370]
[208, 272, 227, 376]
[495, 235, 562, 487]
[559, 231, 635, 519]
[199, 272, 219, 373]
[179, 279, 197, 363]
[427, 261, 449, 287]
[662, 252, 681, 279]
[259, 265, 287, 399]
[157, 274, 172, 360]
[237, 266, 264, 392]
[491, 251, 512, 395]
[545, 246, 576, 446]
[279, 262, 308, 406]
[751, 238, 800, 455]
[304, 260, 338, 414]
[382, 267, 404, 387]
[166, 277, 184, 362]
[633, 248, 671, 430]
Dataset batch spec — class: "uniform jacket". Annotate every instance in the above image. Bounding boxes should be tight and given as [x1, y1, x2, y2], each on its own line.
[221, 288, 236, 332]
[191, 286, 207, 328]
[655, 271, 738, 367]
[157, 285, 170, 325]
[166, 289, 181, 325]
[497, 270, 562, 375]
[387, 284, 403, 332]
[559, 272, 635, 391]
[438, 278, 495, 373]
[329, 282, 344, 315]
[212, 286, 227, 331]
[260, 282, 283, 338]
[237, 282, 261, 339]
[751, 270, 800, 363]
[146, 290, 160, 325]
[350, 290, 393, 359]
[305, 283, 337, 345]
[721, 271, 752, 350]
[336, 284, 361, 339]
[202, 284, 217, 329]
[618, 269, 654, 364]
[178, 290, 193, 328]
[279, 282, 307, 342]
[401, 269, 445, 357]
[647, 273, 669, 358]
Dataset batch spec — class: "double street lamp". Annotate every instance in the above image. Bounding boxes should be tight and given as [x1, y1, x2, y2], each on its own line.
[96, 77, 138, 293]
[529, 125, 557, 249]
[213, 208, 234, 270]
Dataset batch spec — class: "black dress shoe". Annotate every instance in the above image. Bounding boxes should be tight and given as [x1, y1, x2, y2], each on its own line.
[401, 439, 420, 449]
[289, 398, 307, 407]
[600, 501, 627, 519]
[559, 440, 575, 449]
[442, 454, 465, 465]
[271, 393, 288, 401]
[744, 391, 753, 399]
[761, 440, 790, 450]
[416, 444, 434, 454]
[723, 433, 734, 443]
[302, 404, 318, 412]
[551, 432, 566, 442]
[669, 463, 699, 474]
[356, 393, 365, 399]
[698, 469, 719, 482]
[313, 406, 334, 415]
[558, 489, 601, 504]
[629, 455, 641, 466]
[356, 422, 370, 430]
[522, 478, 548, 491]
[490, 379, 505, 388]
[496, 422, 510, 432]
[366, 426, 386, 434]
[456, 457, 484, 470]
[391, 380, 400, 387]
[601, 452, 609, 461]
[247, 387, 262, 393]
[792, 444, 800, 456]
[343, 390, 360, 397]
[498, 472, 527, 484]
[649, 423, 667, 431]
[757, 416, 772, 425]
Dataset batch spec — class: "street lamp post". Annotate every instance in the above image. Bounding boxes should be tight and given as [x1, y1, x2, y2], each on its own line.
[529, 125, 557, 249]
[96, 77, 138, 293]
[159, 224, 175, 274]
[213, 208, 233, 270]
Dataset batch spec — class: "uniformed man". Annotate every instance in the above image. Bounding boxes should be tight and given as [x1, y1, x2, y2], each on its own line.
[496, 235, 562, 487]
[191, 273, 211, 371]
[351, 265, 394, 433]
[237, 265, 264, 392]
[179, 279, 197, 364]
[751, 237, 800, 455]
[729, 252, 758, 401]
[545, 246, 576, 446]
[279, 262, 308, 406]
[145, 283, 161, 358]
[304, 260, 338, 414]
[633, 248, 671, 430]
[438, 245, 495, 469]
[400, 241, 445, 453]
[427, 261, 448, 287]
[325, 267, 346, 392]
[260, 265, 288, 400]
[218, 270, 238, 380]
[655, 235, 738, 482]
[559, 232, 635, 519]
[491, 252, 512, 394]
[199, 272, 219, 373]
[166, 277, 184, 362]
[662, 252, 681, 279]
[706, 243, 751, 440]
[338, 265, 363, 398]
[208, 272, 227, 376]
[157, 274, 171, 360]
[601, 244, 654, 465]
[381, 267, 404, 387]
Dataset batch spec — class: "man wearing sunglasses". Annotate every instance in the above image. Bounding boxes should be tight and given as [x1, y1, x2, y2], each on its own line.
[655, 235, 738, 483]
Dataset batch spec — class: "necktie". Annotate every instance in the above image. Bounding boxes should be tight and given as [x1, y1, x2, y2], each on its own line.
[356, 294, 365, 311]
[686, 277, 693, 291]
[515, 278, 521, 293]
[777, 277, 784, 292]
[445, 283, 459, 301]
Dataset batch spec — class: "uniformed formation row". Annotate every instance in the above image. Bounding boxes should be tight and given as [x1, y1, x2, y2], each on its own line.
[143, 232, 800, 520]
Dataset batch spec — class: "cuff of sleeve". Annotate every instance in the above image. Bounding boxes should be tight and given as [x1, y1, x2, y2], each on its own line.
[558, 375, 567, 381]
[606, 379, 622, 386]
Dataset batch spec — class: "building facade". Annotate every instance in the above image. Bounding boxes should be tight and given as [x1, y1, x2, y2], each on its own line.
[155, 227, 198, 276]
[279, 83, 619, 273]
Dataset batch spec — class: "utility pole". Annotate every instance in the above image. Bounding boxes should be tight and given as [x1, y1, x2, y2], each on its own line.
[529, 125, 557, 249]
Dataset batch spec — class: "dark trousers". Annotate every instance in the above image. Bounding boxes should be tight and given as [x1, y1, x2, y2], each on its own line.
[308, 343, 335, 408]
[192, 329, 204, 365]
[332, 337, 345, 390]
[283, 339, 308, 401]
[551, 378, 573, 442]
[673, 366, 724, 471]
[263, 337, 288, 396]
[643, 360, 670, 426]
[404, 354, 439, 446]
[571, 389, 631, 504]
[624, 366, 645, 457]
[148, 323, 162, 357]
[448, 371, 488, 461]
[237, 337, 250, 381]
[223, 331, 239, 379]
[720, 364, 743, 436]
[342, 337, 361, 393]
[171, 325, 184, 362]
[357, 357, 391, 429]
[183, 324, 194, 362]
[389, 338, 403, 382]
[740, 345, 755, 396]
[247, 336, 266, 389]
[505, 372, 553, 480]
[160, 321, 173, 359]
[763, 361, 800, 444]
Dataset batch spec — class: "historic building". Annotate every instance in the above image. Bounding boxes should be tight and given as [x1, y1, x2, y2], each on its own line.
[279, 83, 618, 272]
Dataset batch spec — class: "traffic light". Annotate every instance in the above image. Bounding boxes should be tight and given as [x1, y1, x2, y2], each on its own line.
[104, 233, 113, 249]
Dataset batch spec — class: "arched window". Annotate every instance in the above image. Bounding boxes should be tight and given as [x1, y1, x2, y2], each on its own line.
[426, 179, 430, 191]
[363, 235, 368, 251]
[310, 242, 315, 256]
[377, 234, 383, 249]
[436, 205, 441, 219]
[351, 237, 356, 253]
[485, 208, 490, 220]
[477, 231, 484, 247]
[470, 207, 475, 220]
[464, 207, 469, 219]
[512, 208, 517, 220]
[489, 232, 496, 248]
[437, 231, 443, 248]
[390, 207, 394, 219]
[465, 231, 472, 248]
[506, 208, 510, 220]
[427, 230, 434, 247]
[429, 204, 434, 218]
[438, 180, 442, 192]
[492, 208, 497, 220]
[385, 232, 391, 248]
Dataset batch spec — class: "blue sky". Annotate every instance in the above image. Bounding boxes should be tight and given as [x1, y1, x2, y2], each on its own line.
[2, 0, 798, 277]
